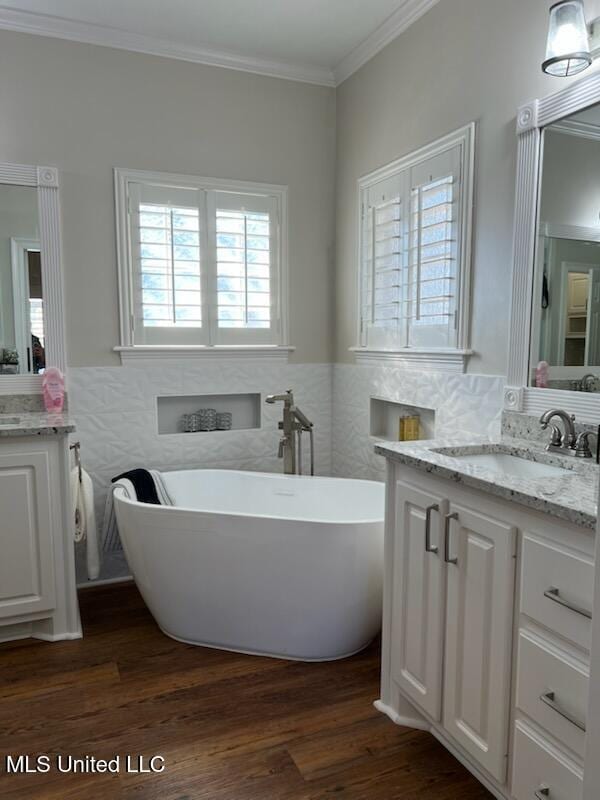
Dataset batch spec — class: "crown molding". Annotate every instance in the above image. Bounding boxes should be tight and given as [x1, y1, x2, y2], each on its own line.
[0, 1, 442, 88]
[0, 6, 336, 86]
[333, 0, 442, 85]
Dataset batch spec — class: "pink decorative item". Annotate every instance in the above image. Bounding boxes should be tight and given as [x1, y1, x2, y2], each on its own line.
[535, 360, 549, 389]
[42, 367, 66, 413]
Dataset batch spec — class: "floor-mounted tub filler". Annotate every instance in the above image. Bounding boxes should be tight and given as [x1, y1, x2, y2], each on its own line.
[114, 469, 385, 661]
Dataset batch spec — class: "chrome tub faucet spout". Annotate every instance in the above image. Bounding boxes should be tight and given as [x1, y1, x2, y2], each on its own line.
[265, 390, 315, 475]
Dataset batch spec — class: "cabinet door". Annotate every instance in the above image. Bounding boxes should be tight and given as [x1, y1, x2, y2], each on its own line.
[0, 448, 56, 618]
[442, 502, 516, 782]
[390, 481, 447, 720]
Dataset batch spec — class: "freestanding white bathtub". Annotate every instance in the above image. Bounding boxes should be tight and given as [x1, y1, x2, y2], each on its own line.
[113, 469, 385, 661]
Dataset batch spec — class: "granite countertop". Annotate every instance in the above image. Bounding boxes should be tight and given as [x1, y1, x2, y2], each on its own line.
[375, 436, 599, 530]
[0, 412, 76, 437]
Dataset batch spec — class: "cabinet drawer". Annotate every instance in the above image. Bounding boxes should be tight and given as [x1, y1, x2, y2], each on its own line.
[512, 722, 583, 800]
[516, 630, 588, 758]
[520, 535, 593, 650]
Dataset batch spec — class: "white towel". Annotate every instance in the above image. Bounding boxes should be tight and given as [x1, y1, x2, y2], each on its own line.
[101, 489, 121, 552]
[101, 470, 173, 554]
[150, 469, 173, 505]
[70, 467, 100, 580]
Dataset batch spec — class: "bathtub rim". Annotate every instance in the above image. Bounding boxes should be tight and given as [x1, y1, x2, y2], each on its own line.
[158, 624, 377, 662]
[113, 469, 385, 526]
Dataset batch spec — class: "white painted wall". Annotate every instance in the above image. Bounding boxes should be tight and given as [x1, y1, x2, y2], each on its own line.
[0, 29, 336, 366]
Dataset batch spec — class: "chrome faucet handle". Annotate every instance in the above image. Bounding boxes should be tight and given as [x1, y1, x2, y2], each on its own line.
[547, 424, 563, 447]
[277, 436, 287, 458]
[575, 430, 597, 459]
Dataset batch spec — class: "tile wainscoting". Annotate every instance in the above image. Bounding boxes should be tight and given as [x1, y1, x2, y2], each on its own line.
[68, 360, 333, 583]
[332, 364, 506, 482]
[67, 360, 506, 583]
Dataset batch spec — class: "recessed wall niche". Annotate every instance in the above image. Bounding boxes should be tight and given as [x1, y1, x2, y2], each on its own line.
[156, 393, 261, 435]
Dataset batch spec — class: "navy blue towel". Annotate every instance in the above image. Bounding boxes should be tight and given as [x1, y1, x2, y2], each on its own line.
[112, 469, 160, 504]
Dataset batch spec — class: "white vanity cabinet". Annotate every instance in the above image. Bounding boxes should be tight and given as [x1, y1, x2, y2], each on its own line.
[389, 477, 516, 784]
[0, 442, 56, 618]
[442, 500, 516, 781]
[379, 459, 594, 800]
[0, 433, 81, 643]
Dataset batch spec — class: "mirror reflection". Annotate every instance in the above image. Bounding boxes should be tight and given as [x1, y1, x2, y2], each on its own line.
[0, 185, 44, 375]
[533, 103, 600, 391]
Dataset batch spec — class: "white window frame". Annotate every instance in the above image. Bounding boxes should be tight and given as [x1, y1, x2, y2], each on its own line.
[352, 123, 475, 373]
[114, 168, 292, 363]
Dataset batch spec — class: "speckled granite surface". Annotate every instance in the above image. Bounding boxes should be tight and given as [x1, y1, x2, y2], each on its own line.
[502, 410, 598, 445]
[0, 412, 75, 437]
[375, 436, 598, 530]
[0, 394, 45, 414]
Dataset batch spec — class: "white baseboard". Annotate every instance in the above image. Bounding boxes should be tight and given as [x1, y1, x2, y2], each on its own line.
[373, 699, 431, 731]
[32, 630, 83, 642]
[77, 575, 133, 589]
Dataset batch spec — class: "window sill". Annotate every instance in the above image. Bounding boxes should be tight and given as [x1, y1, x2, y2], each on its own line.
[350, 347, 473, 373]
[114, 345, 295, 365]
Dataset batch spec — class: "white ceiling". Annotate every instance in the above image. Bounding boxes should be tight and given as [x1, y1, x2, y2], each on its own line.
[0, 0, 441, 85]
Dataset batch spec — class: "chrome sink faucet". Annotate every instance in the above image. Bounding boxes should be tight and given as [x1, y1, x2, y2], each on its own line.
[580, 373, 597, 392]
[539, 409, 576, 450]
[265, 390, 314, 475]
[539, 408, 595, 458]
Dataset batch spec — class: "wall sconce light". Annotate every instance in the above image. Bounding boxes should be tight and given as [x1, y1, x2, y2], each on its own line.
[543, 0, 594, 76]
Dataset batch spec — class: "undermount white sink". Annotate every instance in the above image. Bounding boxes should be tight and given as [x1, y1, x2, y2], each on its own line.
[449, 452, 572, 479]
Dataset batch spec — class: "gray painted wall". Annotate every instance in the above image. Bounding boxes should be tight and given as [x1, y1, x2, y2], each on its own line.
[3, 1, 600, 375]
[0, 29, 336, 366]
[334, 0, 600, 374]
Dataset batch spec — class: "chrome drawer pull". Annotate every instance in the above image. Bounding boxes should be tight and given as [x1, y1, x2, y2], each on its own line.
[425, 504, 439, 554]
[540, 691, 586, 732]
[543, 587, 592, 620]
[444, 512, 459, 565]
[534, 787, 550, 800]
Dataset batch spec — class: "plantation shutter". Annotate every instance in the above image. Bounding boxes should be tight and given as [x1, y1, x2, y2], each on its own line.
[129, 182, 208, 345]
[361, 173, 407, 349]
[208, 191, 280, 346]
[360, 142, 463, 351]
[408, 146, 461, 348]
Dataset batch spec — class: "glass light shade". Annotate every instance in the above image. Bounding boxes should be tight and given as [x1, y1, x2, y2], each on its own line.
[543, 0, 592, 77]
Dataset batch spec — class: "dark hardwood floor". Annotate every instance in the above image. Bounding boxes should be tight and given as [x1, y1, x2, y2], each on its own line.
[0, 583, 492, 799]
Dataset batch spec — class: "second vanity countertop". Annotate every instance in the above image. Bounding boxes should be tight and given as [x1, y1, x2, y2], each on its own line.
[0, 412, 76, 437]
[375, 436, 599, 530]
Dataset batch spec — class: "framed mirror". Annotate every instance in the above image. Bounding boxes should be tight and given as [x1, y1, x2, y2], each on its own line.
[506, 71, 600, 420]
[0, 164, 66, 394]
[532, 104, 600, 392]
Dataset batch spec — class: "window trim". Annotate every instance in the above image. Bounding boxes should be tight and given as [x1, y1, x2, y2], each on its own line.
[114, 167, 290, 361]
[354, 123, 476, 372]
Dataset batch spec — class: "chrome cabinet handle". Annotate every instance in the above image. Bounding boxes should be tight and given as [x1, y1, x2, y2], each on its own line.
[534, 787, 550, 799]
[444, 512, 459, 564]
[540, 691, 586, 732]
[543, 587, 592, 620]
[425, 504, 439, 553]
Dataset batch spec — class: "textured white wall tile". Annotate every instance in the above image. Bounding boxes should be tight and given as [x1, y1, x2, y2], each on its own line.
[69, 360, 333, 582]
[331, 364, 505, 481]
[69, 359, 504, 583]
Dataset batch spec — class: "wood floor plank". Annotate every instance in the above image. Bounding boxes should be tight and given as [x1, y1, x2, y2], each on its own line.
[0, 583, 493, 800]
